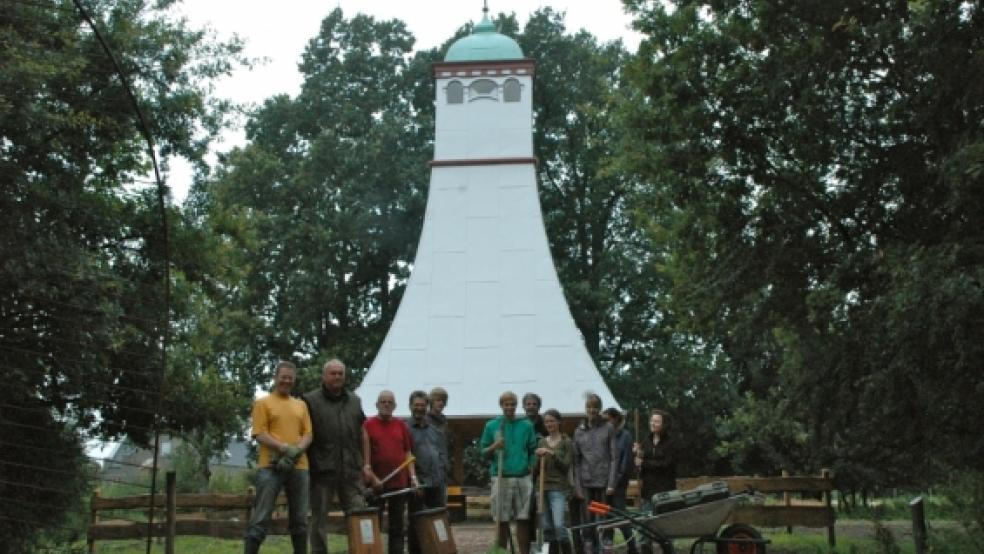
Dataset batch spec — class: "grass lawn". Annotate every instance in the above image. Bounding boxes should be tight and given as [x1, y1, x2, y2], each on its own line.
[81, 535, 347, 553]
[76, 518, 977, 553]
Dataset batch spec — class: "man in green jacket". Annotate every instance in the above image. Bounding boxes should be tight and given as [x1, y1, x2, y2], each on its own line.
[302, 359, 368, 554]
[480, 391, 538, 554]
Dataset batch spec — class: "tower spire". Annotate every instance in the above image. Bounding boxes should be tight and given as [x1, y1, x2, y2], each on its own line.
[483, 0, 489, 17]
[358, 10, 618, 420]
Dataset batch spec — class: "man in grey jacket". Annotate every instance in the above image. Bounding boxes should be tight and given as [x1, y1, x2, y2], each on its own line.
[407, 390, 448, 554]
[302, 359, 368, 554]
[426, 386, 451, 504]
[572, 393, 618, 554]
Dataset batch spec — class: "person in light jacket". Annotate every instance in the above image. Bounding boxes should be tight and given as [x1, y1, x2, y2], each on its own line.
[572, 393, 617, 554]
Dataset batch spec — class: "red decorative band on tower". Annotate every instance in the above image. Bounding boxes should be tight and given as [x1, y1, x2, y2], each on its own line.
[433, 59, 536, 79]
[429, 157, 538, 168]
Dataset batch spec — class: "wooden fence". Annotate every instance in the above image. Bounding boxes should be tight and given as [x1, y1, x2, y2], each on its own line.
[89, 470, 835, 550]
[87, 471, 346, 553]
[676, 469, 836, 547]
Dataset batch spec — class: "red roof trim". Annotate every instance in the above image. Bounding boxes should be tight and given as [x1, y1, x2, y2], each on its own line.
[433, 59, 536, 78]
[430, 157, 538, 168]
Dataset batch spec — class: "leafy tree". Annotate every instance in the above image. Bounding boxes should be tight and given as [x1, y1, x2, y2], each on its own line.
[1, 0, 244, 545]
[518, 9, 735, 473]
[0, 394, 91, 551]
[194, 8, 435, 384]
[622, 0, 984, 486]
[197, 6, 734, 477]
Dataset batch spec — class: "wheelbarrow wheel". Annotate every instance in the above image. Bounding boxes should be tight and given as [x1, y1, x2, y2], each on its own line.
[716, 523, 763, 554]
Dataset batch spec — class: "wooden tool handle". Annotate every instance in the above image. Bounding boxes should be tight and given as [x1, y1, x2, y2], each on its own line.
[378, 454, 416, 487]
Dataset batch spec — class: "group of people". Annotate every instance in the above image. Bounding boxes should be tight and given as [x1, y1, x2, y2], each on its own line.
[244, 359, 451, 554]
[245, 360, 677, 554]
[480, 392, 677, 554]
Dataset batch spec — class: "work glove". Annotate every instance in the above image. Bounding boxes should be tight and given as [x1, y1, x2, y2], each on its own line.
[274, 454, 296, 473]
[284, 445, 303, 462]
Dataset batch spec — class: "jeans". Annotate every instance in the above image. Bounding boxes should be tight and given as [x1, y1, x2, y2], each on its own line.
[609, 486, 635, 548]
[371, 490, 407, 553]
[539, 489, 570, 542]
[408, 485, 446, 554]
[568, 496, 585, 553]
[309, 470, 367, 554]
[435, 481, 447, 507]
[245, 468, 310, 543]
[579, 487, 609, 549]
[637, 499, 655, 548]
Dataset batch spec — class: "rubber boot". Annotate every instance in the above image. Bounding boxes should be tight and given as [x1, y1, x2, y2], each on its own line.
[560, 540, 574, 554]
[244, 537, 261, 554]
[516, 521, 532, 554]
[290, 533, 307, 554]
[548, 540, 560, 553]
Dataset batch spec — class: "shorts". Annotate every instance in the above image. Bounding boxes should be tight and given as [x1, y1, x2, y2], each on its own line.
[490, 475, 533, 522]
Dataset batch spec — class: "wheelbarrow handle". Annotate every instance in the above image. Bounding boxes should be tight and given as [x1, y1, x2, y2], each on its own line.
[588, 501, 610, 516]
[587, 503, 667, 544]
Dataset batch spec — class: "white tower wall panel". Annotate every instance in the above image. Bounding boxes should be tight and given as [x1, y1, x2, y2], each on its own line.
[358, 56, 617, 418]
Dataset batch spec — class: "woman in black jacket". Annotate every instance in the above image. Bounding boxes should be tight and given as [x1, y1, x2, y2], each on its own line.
[633, 409, 677, 554]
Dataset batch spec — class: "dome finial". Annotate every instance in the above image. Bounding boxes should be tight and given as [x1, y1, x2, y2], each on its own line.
[474, 1, 496, 34]
[444, 0, 524, 61]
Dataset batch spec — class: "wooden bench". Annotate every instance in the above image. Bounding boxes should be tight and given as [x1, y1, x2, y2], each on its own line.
[446, 485, 467, 522]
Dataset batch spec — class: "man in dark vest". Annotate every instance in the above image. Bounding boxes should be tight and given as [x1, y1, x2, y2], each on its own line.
[303, 359, 367, 554]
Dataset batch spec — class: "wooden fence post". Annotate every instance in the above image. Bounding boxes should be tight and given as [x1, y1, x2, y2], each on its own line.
[910, 496, 928, 554]
[821, 468, 835, 548]
[246, 485, 255, 525]
[782, 469, 792, 534]
[165, 471, 176, 554]
[88, 489, 100, 554]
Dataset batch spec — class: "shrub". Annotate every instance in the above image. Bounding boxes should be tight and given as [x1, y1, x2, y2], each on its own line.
[942, 471, 984, 553]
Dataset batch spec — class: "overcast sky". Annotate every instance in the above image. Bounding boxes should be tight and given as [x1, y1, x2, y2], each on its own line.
[167, 1, 642, 202]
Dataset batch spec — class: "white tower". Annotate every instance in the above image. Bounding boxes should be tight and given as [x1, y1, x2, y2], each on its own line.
[357, 11, 618, 419]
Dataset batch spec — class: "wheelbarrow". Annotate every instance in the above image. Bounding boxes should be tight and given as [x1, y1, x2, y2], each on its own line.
[579, 483, 770, 554]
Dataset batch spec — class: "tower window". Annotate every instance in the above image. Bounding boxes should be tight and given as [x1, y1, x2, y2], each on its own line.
[446, 81, 463, 104]
[469, 79, 498, 101]
[503, 78, 521, 102]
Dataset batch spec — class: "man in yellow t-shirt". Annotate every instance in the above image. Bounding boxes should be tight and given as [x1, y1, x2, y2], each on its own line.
[245, 361, 313, 554]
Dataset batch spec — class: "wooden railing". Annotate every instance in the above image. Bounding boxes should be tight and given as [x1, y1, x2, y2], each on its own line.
[676, 469, 836, 547]
[87, 471, 344, 552]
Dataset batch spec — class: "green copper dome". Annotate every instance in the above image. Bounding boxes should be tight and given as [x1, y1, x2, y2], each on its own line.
[444, 13, 524, 62]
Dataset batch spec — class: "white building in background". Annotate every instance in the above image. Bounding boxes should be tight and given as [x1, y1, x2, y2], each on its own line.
[357, 8, 618, 420]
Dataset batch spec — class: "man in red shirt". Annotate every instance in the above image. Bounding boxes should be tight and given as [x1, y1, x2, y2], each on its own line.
[364, 390, 417, 553]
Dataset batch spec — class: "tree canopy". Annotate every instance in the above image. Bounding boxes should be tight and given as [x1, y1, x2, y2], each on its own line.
[192, 8, 436, 387]
[621, 0, 984, 486]
[1, 0, 244, 545]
